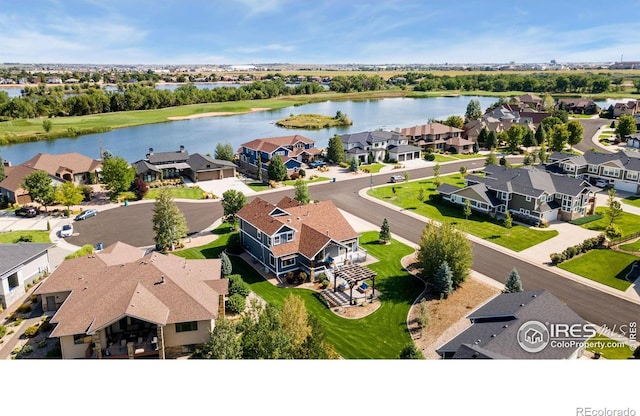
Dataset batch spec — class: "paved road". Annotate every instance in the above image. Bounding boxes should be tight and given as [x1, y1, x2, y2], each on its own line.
[575, 118, 612, 153]
[70, 159, 640, 330]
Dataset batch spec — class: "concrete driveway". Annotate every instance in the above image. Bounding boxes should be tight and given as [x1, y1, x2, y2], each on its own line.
[518, 222, 601, 265]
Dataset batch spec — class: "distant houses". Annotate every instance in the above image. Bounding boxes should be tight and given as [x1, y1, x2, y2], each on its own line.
[133, 146, 236, 183]
[238, 134, 321, 176]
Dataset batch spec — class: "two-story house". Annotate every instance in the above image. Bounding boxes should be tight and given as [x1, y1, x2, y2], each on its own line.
[400, 122, 474, 154]
[133, 146, 236, 183]
[610, 100, 639, 118]
[437, 165, 594, 223]
[550, 150, 640, 194]
[339, 130, 420, 163]
[238, 135, 321, 177]
[236, 197, 366, 281]
[34, 241, 228, 359]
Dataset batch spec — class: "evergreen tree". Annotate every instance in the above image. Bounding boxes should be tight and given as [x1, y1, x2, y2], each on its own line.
[465, 99, 482, 121]
[504, 211, 512, 230]
[433, 261, 454, 298]
[523, 129, 537, 147]
[220, 252, 232, 276]
[504, 268, 523, 293]
[0, 154, 5, 182]
[485, 130, 498, 150]
[433, 162, 441, 178]
[327, 134, 345, 164]
[477, 127, 489, 146]
[535, 124, 546, 145]
[538, 141, 548, 163]
[293, 179, 310, 204]
[399, 344, 424, 359]
[152, 188, 188, 251]
[267, 154, 287, 182]
[463, 199, 472, 220]
[256, 153, 263, 182]
[349, 157, 359, 172]
[379, 218, 391, 243]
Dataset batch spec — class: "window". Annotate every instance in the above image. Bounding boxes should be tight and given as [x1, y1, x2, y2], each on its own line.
[269, 255, 275, 267]
[73, 334, 92, 345]
[257, 230, 262, 240]
[602, 166, 620, 177]
[526, 196, 532, 202]
[627, 171, 638, 181]
[282, 258, 295, 267]
[564, 164, 575, 172]
[273, 235, 280, 245]
[588, 165, 598, 173]
[175, 321, 198, 333]
[8, 273, 19, 290]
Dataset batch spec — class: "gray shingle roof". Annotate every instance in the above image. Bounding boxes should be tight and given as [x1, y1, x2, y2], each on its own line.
[148, 149, 189, 164]
[187, 153, 236, 171]
[339, 130, 408, 146]
[0, 243, 53, 276]
[387, 144, 421, 153]
[437, 290, 588, 359]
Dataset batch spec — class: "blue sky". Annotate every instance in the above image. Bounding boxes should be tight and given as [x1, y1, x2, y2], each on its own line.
[1, 0, 639, 65]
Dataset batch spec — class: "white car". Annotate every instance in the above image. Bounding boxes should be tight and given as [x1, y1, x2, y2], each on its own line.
[595, 179, 609, 188]
[60, 224, 73, 238]
[390, 175, 405, 183]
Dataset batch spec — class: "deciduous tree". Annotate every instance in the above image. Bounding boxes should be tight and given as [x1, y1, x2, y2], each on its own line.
[214, 142, 235, 161]
[293, 179, 310, 204]
[485, 151, 498, 166]
[327, 134, 345, 164]
[280, 294, 312, 352]
[267, 155, 287, 182]
[399, 344, 424, 359]
[463, 199, 472, 220]
[192, 319, 242, 359]
[54, 181, 83, 212]
[550, 123, 570, 152]
[605, 188, 623, 226]
[417, 221, 473, 289]
[152, 188, 188, 251]
[567, 120, 584, 149]
[22, 170, 55, 211]
[615, 115, 637, 138]
[221, 189, 247, 229]
[101, 155, 135, 202]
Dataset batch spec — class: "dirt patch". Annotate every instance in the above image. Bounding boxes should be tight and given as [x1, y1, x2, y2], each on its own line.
[167, 107, 271, 121]
[407, 268, 501, 359]
[331, 300, 381, 319]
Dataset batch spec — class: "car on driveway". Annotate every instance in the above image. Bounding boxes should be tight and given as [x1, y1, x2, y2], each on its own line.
[389, 175, 405, 183]
[60, 224, 73, 238]
[75, 209, 98, 221]
[15, 206, 38, 218]
[308, 161, 327, 169]
[595, 179, 609, 188]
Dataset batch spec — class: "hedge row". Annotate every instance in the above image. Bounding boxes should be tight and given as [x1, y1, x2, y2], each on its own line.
[550, 234, 606, 265]
[0, 126, 112, 145]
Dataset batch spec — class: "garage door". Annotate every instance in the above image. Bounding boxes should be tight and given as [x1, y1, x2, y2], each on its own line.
[541, 209, 558, 222]
[614, 180, 638, 194]
[222, 168, 235, 178]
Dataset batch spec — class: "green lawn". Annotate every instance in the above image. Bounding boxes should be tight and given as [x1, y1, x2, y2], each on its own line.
[558, 249, 636, 291]
[282, 176, 330, 186]
[368, 174, 558, 252]
[619, 239, 640, 253]
[174, 226, 423, 359]
[360, 163, 385, 173]
[621, 195, 640, 208]
[587, 333, 635, 359]
[145, 187, 205, 200]
[580, 207, 640, 238]
[246, 182, 271, 192]
[0, 230, 51, 243]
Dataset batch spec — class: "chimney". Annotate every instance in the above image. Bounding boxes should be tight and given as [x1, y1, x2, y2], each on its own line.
[180, 145, 185, 153]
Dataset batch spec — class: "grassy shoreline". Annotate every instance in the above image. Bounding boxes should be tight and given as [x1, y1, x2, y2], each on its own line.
[275, 113, 352, 129]
[1, 88, 637, 144]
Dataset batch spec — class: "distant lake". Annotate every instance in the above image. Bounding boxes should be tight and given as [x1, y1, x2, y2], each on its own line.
[0, 95, 636, 165]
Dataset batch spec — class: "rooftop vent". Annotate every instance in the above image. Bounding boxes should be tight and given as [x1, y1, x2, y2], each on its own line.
[503, 324, 509, 328]
[296, 217, 301, 221]
[520, 303, 525, 307]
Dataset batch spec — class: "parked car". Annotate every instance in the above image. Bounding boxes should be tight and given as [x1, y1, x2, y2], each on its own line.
[60, 224, 73, 238]
[595, 179, 609, 188]
[389, 175, 405, 183]
[15, 206, 38, 218]
[75, 209, 98, 221]
[308, 161, 327, 169]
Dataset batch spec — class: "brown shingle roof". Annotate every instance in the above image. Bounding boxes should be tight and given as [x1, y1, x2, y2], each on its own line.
[238, 197, 359, 259]
[35, 242, 226, 337]
[22, 152, 102, 177]
[400, 122, 464, 137]
[240, 135, 315, 153]
[0, 165, 40, 192]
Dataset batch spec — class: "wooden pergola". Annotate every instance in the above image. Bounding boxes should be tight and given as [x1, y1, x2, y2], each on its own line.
[333, 263, 377, 305]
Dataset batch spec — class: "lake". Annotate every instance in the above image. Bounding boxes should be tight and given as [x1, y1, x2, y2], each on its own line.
[0, 96, 635, 165]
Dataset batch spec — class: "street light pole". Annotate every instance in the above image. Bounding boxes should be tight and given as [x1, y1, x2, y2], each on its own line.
[370, 173, 373, 190]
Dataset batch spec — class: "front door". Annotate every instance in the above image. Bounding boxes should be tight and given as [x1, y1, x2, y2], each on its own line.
[46, 296, 56, 311]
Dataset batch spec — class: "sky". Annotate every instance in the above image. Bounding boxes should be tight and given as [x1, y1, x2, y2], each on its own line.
[1, 0, 639, 65]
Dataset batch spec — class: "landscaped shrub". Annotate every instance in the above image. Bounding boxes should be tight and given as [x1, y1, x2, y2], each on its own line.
[45, 346, 62, 359]
[226, 294, 246, 314]
[226, 233, 243, 254]
[320, 279, 330, 289]
[338, 162, 349, 169]
[19, 345, 33, 356]
[424, 153, 435, 161]
[16, 304, 31, 314]
[24, 325, 39, 338]
[550, 234, 606, 265]
[39, 319, 53, 332]
[228, 274, 250, 298]
[0, 325, 6, 340]
[37, 339, 47, 349]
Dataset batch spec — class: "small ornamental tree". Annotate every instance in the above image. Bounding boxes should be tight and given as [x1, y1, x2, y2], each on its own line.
[504, 268, 523, 293]
[605, 188, 623, 225]
[221, 189, 247, 229]
[293, 179, 310, 205]
[220, 252, 232, 276]
[485, 151, 498, 166]
[214, 142, 235, 161]
[504, 211, 513, 230]
[327, 134, 345, 164]
[42, 119, 53, 132]
[417, 188, 425, 202]
[379, 218, 391, 244]
[54, 181, 83, 213]
[132, 177, 149, 200]
[463, 199, 472, 220]
[433, 261, 454, 299]
[433, 162, 441, 178]
[399, 344, 424, 359]
[256, 153, 263, 182]
[349, 157, 359, 172]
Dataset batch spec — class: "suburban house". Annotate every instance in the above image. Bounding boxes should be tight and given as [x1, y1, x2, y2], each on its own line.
[626, 133, 640, 149]
[516, 93, 545, 111]
[0, 242, 53, 310]
[34, 242, 228, 359]
[400, 122, 474, 154]
[0, 164, 65, 205]
[236, 197, 367, 281]
[549, 150, 640, 194]
[22, 152, 102, 185]
[238, 135, 321, 176]
[464, 118, 537, 148]
[555, 98, 599, 115]
[436, 290, 588, 359]
[610, 100, 639, 118]
[339, 130, 421, 163]
[437, 165, 595, 223]
[133, 146, 237, 183]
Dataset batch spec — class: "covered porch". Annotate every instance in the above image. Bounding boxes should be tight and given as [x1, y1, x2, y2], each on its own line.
[329, 263, 377, 306]
[89, 316, 162, 359]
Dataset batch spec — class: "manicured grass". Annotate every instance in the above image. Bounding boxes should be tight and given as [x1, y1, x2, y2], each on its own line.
[0, 230, 50, 243]
[173, 223, 234, 260]
[65, 244, 94, 259]
[360, 163, 385, 173]
[558, 249, 636, 291]
[569, 214, 603, 225]
[282, 176, 330, 186]
[175, 226, 423, 359]
[587, 333, 635, 359]
[368, 174, 558, 252]
[621, 195, 640, 208]
[619, 239, 640, 252]
[580, 207, 640, 238]
[432, 154, 486, 163]
[246, 182, 271, 192]
[145, 187, 205, 200]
